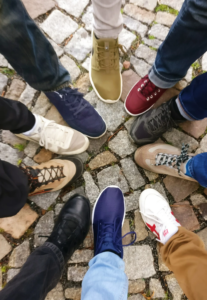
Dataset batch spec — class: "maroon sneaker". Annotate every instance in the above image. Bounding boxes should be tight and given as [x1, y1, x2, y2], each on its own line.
[124, 74, 166, 116]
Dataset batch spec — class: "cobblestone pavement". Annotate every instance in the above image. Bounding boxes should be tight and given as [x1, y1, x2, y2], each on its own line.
[1, 0, 207, 299]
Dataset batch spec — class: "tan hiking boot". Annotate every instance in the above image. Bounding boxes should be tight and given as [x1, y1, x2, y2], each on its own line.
[16, 115, 89, 155]
[20, 156, 83, 196]
[90, 32, 123, 103]
[134, 143, 197, 182]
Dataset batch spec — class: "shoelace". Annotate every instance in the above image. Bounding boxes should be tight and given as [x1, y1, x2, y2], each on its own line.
[20, 163, 66, 193]
[155, 144, 190, 174]
[55, 88, 88, 116]
[147, 104, 176, 134]
[97, 44, 126, 70]
[138, 77, 162, 100]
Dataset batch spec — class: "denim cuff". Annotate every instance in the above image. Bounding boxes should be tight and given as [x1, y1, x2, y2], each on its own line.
[185, 157, 194, 179]
[149, 65, 180, 89]
[43, 242, 65, 272]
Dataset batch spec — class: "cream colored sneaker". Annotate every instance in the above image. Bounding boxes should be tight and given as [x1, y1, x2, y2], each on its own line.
[16, 115, 89, 155]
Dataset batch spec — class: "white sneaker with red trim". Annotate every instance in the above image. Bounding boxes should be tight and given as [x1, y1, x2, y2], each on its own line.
[139, 189, 180, 244]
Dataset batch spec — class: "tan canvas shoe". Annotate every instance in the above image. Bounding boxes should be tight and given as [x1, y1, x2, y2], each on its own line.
[16, 115, 89, 155]
[20, 156, 83, 197]
[134, 143, 197, 182]
[90, 32, 123, 103]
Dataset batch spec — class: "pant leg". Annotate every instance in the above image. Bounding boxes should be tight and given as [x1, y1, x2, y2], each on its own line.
[92, 0, 123, 39]
[186, 153, 207, 188]
[149, 0, 207, 88]
[0, 160, 28, 218]
[0, 0, 70, 91]
[0, 96, 35, 133]
[0, 242, 64, 300]
[161, 227, 207, 300]
[81, 252, 128, 300]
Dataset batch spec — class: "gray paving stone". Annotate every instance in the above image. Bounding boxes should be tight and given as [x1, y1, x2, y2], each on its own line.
[196, 134, 207, 154]
[108, 130, 136, 158]
[2, 131, 27, 148]
[67, 266, 88, 282]
[19, 84, 36, 108]
[0, 54, 8, 67]
[82, 57, 90, 71]
[56, 0, 89, 18]
[60, 55, 80, 82]
[166, 274, 183, 300]
[40, 10, 78, 44]
[62, 186, 86, 202]
[22, 157, 38, 167]
[190, 194, 207, 207]
[197, 227, 207, 249]
[89, 151, 117, 170]
[128, 295, 145, 300]
[155, 11, 176, 27]
[202, 52, 207, 71]
[184, 67, 193, 83]
[69, 249, 93, 263]
[32, 92, 52, 117]
[7, 269, 20, 283]
[128, 279, 145, 294]
[130, 56, 151, 78]
[97, 165, 129, 193]
[22, 0, 55, 19]
[119, 28, 136, 50]
[82, 5, 93, 31]
[83, 171, 99, 205]
[48, 38, 64, 57]
[65, 28, 91, 62]
[146, 182, 167, 199]
[159, 0, 184, 11]
[135, 210, 148, 241]
[144, 170, 159, 181]
[150, 278, 165, 298]
[96, 101, 128, 132]
[24, 142, 39, 158]
[0, 143, 22, 166]
[65, 287, 81, 300]
[124, 245, 156, 279]
[125, 191, 141, 212]
[163, 128, 199, 152]
[55, 203, 64, 216]
[0, 234, 12, 260]
[0, 73, 8, 94]
[45, 283, 64, 300]
[124, 4, 155, 25]
[9, 240, 30, 268]
[135, 44, 156, 65]
[130, 0, 157, 11]
[121, 158, 145, 189]
[84, 90, 98, 107]
[34, 211, 54, 247]
[123, 15, 148, 38]
[149, 24, 169, 41]
[29, 191, 61, 210]
[124, 117, 136, 132]
[5, 79, 25, 100]
[87, 132, 111, 154]
[157, 243, 170, 271]
[142, 37, 162, 49]
[76, 152, 90, 163]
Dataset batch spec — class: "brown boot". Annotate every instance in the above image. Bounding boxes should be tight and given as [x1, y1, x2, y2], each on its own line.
[20, 157, 83, 196]
[134, 143, 197, 182]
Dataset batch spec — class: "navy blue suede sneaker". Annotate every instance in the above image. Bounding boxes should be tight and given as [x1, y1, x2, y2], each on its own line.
[92, 186, 136, 258]
[45, 87, 107, 138]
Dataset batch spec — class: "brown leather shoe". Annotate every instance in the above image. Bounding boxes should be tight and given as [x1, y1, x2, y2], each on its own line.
[134, 143, 197, 181]
[20, 156, 83, 196]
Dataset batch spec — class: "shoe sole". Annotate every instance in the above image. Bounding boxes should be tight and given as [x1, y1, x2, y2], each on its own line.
[92, 185, 126, 233]
[16, 134, 90, 155]
[124, 80, 154, 116]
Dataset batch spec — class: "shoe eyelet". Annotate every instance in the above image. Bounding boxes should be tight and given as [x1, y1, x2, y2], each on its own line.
[154, 93, 157, 96]
[144, 80, 147, 83]
[150, 95, 153, 99]
[138, 88, 141, 92]
[146, 97, 149, 101]
[158, 89, 160, 92]
[141, 84, 144, 87]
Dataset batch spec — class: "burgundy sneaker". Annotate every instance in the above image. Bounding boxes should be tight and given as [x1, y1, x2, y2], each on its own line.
[124, 74, 166, 116]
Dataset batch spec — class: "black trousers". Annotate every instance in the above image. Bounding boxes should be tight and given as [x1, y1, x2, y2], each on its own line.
[0, 97, 35, 217]
[0, 242, 64, 300]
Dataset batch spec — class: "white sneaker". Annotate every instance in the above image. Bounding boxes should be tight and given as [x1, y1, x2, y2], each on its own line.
[139, 189, 180, 244]
[16, 115, 89, 155]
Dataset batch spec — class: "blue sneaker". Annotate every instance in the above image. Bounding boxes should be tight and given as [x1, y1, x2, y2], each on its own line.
[92, 186, 136, 258]
[45, 87, 107, 138]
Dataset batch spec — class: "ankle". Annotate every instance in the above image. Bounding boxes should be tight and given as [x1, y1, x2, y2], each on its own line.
[169, 97, 186, 122]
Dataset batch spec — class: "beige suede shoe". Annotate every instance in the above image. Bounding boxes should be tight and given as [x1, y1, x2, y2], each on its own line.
[16, 115, 89, 155]
[20, 156, 83, 197]
[89, 32, 123, 103]
[134, 143, 197, 182]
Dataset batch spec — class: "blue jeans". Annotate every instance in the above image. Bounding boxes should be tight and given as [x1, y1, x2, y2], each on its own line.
[188, 153, 207, 188]
[149, 0, 207, 89]
[82, 252, 128, 300]
[0, 0, 70, 91]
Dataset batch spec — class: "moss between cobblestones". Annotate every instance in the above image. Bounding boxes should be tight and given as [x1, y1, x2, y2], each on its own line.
[155, 4, 179, 16]
[0, 68, 15, 78]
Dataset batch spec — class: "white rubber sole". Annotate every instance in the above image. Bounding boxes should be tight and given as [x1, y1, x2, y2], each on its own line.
[92, 185, 126, 232]
[124, 80, 154, 117]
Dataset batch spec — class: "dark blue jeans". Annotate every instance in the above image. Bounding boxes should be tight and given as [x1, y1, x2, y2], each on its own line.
[149, 0, 207, 89]
[0, 0, 70, 91]
[188, 153, 207, 188]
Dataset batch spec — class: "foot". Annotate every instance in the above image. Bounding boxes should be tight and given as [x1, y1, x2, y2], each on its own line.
[45, 87, 107, 138]
[16, 115, 89, 155]
[130, 97, 183, 146]
[47, 194, 91, 262]
[125, 74, 166, 116]
[90, 33, 122, 103]
[139, 189, 180, 244]
[20, 156, 83, 196]
[92, 186, 136, 258]
[134, 143, 197, 182]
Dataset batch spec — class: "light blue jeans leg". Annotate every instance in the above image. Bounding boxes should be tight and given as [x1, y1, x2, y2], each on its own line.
[81, 252, 128, 300]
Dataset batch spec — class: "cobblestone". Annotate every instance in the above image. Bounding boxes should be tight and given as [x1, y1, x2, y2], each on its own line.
[123, 15, 148, 38]
[130, 0, 157, 11]
[45, 283, 64, 300]
[29, 191, 60, 210]
[119, 28, 136, 50]
[19, 84, 36, 108]
[67, 266, 88, 282]
[109, 130, 136, 158]
[89, 151, 117, 170]
[142, 37, 162, 49]
[135, 44, 156, 65]
[83, 171, 100, 205]
[197, 228, 207, 249]
[125, 191, 141, 212]
[0, 142, 22, 166]
[159, 0, 184, 11]
[130, 56, 151, 77]
[34, 211, 54, 247]
[0, 73, 8, 93]
[128, 279, 145, 294]
[134, 210, 148, 241]
[124, 4, 155, 25]
[155, 11, 176, 27]
[166, 274, 183, 300]
[121, 158, 145, 189]
[60, 55, 81, 82]
[62, 186, 86, 202]
[0, 235, 12, 260]
[82, 5, 93, 31]
[56, 0, 89, 18]
[9, 240, 30, 268]
[150, 278, 165, 298]
[149, 24, 170, 41]
[65, 287, 81, 300]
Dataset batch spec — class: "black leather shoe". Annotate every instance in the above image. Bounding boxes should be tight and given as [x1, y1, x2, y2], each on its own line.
[47, 194, 91, 262]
